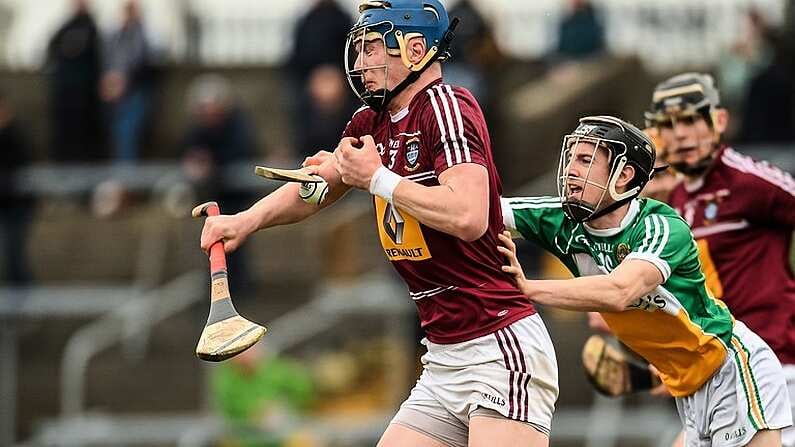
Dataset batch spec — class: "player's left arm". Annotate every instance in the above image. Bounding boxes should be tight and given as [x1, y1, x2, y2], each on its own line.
[391, 163, 488, 241]
[498, 232, 662, 311]
[335, 137, 489, 242]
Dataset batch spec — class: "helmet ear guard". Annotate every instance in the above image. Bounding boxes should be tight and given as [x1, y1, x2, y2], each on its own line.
[607, 156, 640, 202]
[396, 30, 439, 71]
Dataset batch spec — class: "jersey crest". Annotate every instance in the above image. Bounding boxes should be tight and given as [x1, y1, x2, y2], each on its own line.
[616, 243, 630, 262]
[404, 137, 421, 171]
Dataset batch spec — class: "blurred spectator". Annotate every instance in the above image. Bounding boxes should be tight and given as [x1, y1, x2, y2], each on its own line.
[180, 73, 256, 206]
[287, 0, 351, 83]
[738, 32, 795, 144]
[445, 0, 502, 105]
[296, 65, 355, 159]
[181, 74, 257, 294]
[101, 0, 155, 162]
[182, 5, 201, 64]
[45, 0, 104, 162]
[554, 0, 605, 61]
[716, 10, 772, 112]
[287, 0, 352, 159]
[212, 346, 316, 447]
[0, 94, 33, 285]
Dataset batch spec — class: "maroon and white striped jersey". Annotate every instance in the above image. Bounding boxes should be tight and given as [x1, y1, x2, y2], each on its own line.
[342, 78, 535, 344]
[668, 147, 795, 364]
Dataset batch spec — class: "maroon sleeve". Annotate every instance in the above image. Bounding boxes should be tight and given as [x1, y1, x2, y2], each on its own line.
[721, 150, 795, 227]
[341, 106, 374, 139]
[744, 171, 795, 227]
[423, 85, 488, 175]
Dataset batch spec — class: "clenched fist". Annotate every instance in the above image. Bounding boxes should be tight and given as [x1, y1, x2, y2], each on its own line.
[335, 135, 383, 190]
[200, 212, 258, 254]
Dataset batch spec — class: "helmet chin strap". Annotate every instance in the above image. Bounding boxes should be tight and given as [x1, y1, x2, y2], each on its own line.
[562, 200, 597, 223]
[585, 196, 635, 222]
[362, 69, 424, 112]
[669, 110, 721, 177]
[361, 18, 459, 112]
[671, 136, 719, 177]
[671, 157, 712, 176]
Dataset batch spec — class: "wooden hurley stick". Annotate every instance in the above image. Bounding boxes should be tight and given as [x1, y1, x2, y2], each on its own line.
[191, 201, 266, 362]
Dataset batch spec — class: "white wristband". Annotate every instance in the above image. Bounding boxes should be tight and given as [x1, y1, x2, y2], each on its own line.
[369, 166, 403, 202]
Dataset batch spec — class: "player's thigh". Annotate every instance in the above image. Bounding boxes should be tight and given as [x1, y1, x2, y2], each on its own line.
[746, 429, 781, 447]
[378, 423, 450, 447]
[781, 364, 795, 447]
[386, 379, 468, 447]
[671, 430, 684, 447]
[468, 414, 548, 447]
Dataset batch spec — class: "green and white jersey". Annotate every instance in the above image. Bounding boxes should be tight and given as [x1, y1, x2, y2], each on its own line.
[502, 196, 734, 396]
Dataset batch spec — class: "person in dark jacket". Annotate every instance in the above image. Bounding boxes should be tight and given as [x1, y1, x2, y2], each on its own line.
[45, 0, 104, 161]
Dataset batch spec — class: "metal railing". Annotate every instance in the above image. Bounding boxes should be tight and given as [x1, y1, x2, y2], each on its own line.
[59, 270, 205, 417]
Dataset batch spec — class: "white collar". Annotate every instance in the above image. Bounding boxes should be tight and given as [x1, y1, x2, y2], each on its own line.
[683, 176, 705, 193]
[390, 106, 409, 123]
[583, 199, 641, 237]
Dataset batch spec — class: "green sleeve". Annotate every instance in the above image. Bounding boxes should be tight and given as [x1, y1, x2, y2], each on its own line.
[265, 359, 315, 412]
[501, 196, 568, 257]
[211, 358, 315, 424]
[212, 365, 258, 424]
[624, 213, 697, 282]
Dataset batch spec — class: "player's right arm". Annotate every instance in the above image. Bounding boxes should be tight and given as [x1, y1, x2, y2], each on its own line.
[200, 151, 349, 254]
[200, 108, 373, 254]
[499, 232, 663, 312]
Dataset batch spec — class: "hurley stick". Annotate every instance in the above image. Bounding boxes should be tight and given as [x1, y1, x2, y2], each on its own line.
[191, 201, 266, 361]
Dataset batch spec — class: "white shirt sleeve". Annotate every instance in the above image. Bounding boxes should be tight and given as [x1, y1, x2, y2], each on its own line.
[500, 198, 523, 239]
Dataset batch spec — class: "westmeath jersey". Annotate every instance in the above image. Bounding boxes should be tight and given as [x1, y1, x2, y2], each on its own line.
[668, 147, 795, 365]
[503, 196, 734, 396]
[342, 79, 535, 344]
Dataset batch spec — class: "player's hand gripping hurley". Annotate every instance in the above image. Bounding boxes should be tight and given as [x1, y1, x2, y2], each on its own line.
[192, 201, 266, 361]
[581, 334, 662, 396]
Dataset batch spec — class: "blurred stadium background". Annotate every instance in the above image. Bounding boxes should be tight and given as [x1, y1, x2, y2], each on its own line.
[0, 0, 793, 445]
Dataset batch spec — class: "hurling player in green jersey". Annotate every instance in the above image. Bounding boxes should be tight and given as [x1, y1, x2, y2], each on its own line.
[498, 115, 791, 446]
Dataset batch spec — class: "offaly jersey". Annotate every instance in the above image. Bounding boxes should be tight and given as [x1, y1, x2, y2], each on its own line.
[342, 79, 535, 344]
[502, 196, 733, 396]
[668, 147, 795, 365]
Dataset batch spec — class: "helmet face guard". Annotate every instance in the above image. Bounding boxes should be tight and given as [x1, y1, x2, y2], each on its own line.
[558, 134, 639, 222]
[648, 108, 715, 176]
[344, 21, 394, 112]
[644, 73, 722, 176]
[645, 105, 713, 130]
[343, 0, 456, 112]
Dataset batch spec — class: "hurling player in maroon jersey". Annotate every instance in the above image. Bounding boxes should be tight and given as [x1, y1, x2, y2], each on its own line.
[200, 1, 558, 446]
[646, 72, 795, 447]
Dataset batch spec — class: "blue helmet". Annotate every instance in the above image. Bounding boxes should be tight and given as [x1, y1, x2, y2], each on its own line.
[355, 0, 450, 56]
[344, 0, 457, 111]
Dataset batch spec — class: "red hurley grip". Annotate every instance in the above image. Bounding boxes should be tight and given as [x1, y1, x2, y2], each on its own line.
[200, 202, 228, 274]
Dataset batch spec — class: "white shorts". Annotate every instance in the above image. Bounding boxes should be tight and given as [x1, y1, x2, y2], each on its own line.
[676, 321, 793, 446]
[782, 364, 795, 447]
[390, 313, 559, 447]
